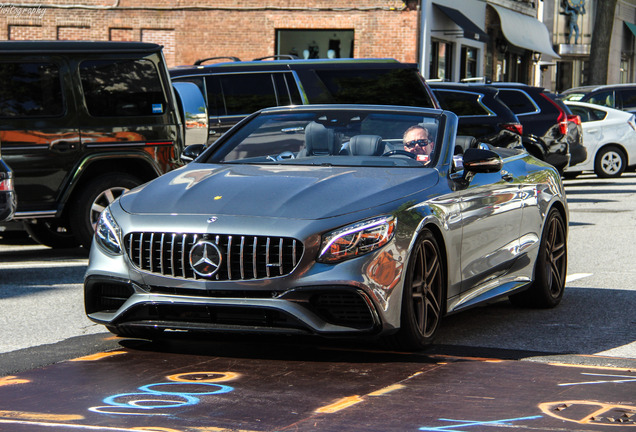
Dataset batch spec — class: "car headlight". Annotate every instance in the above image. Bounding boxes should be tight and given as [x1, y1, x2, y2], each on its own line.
[95, 207, 123, 255]
[318, 216, 396, 264]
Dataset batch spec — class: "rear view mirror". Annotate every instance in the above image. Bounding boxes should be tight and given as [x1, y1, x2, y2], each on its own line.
[462, 148, 503, 173]
[181, 144, 204, 163]
[172, 81, 208, 147]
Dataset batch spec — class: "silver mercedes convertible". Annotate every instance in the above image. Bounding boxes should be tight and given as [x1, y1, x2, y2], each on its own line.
[84, 105, 568, 350]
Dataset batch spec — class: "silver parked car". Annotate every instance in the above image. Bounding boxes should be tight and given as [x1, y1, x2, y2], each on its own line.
[84, 105, 568, 350]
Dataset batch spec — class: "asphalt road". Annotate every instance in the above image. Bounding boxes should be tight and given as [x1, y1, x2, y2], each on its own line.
[0, 172, 635, 375]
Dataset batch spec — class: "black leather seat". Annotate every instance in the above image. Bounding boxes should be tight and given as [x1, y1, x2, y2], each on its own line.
[301, 122, 337, 156]
[454, 135, 477, 155]
[348, 135, 385, 156]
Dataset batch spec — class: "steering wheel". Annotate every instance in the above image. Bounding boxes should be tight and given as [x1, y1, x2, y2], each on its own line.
[267, 151, 296, 161]
[381, 149, 417, 159]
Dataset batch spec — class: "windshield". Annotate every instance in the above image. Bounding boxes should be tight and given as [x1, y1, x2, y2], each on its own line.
[205, 110, 442, 168]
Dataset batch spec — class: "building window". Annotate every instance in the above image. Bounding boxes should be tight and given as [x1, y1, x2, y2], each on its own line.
[460, 46, 478, 80]
[276, 30, 354, 59]
[430, 40, 453, 80]
[620, 54, 632, 83]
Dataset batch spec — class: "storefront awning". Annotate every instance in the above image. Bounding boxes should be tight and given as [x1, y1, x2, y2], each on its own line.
[625, 21, 636, 37]
[434, 3, 489, 42]
[490, 4, 560, 59]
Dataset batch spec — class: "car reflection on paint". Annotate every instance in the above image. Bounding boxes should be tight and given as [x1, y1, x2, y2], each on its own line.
[84, 104, 568, 350]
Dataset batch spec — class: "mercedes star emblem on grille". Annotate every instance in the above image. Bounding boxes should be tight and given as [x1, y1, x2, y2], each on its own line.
[189, 240, 223, 277]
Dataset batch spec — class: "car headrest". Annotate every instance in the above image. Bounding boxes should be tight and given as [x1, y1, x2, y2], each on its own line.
[349, 135, 384, 156]
[454, 135, 477, 155]
[304, 122, 336, 156]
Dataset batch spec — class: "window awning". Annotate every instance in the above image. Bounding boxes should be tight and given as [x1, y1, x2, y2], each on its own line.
[625, 21, 636, 37]
[490, 4, 560, 59]
[433, 3, 489, 42]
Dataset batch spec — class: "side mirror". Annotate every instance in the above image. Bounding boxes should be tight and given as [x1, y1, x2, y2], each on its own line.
[172, 81, 208, 147]
[462, 148, 503, 174]
[181, 144, 205, 163]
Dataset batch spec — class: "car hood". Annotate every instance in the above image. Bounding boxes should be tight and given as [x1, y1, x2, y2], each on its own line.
[119, 163, 439, 220]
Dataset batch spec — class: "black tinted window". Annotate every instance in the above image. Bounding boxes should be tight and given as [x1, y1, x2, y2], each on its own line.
[206, 73, 277, 116]
[497, 89, 537, 115]
[0, 62, 63, 118]
[433, 90, 491, 116]
[620, 89, 636, 110]
[587, 90, 614, 108]
[80, 59, 166, 117]
[314, 68, 434, 107]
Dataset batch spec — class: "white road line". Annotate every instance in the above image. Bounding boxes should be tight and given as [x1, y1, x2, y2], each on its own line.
[565, 273, 593, 283]
[0, 261, 87, 269]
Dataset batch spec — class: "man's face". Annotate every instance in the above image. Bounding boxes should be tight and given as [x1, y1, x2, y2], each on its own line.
[404, 128, 429, 155]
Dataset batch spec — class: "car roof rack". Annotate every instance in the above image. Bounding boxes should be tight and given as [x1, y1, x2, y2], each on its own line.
[194, 56, 241, 65]
[252, 55, 299, 61]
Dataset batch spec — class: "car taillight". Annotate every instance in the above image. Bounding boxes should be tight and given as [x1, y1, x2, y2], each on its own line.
[501, 122, 523, 135]
[567, 114, 582, 126]
[541, 93, 569, 135]
[0, 177, 13, 192]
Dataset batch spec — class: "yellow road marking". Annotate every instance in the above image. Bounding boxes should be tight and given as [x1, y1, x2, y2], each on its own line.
[0, 411, 84, 421]
[315, 395, 364, 413]
[70, 351, 127, 361]
[368, 383, 405, 396]
[0, 376, 29, 387]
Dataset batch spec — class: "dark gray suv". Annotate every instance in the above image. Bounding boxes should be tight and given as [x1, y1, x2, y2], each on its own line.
[170, 58, 439, 145]
[561, 83, 636, 114]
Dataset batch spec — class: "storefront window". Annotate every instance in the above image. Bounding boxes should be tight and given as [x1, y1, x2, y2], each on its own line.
[430, 40, 453, 80]
[276, 30, 354, 59]
[460, 46, 478, 80]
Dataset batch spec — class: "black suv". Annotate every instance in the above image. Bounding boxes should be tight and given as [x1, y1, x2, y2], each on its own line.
[561, 83, 636, 114]
[0, 41, 206, 249]
[487, 83, 574, 172]
[170, 58, 439, 145]
[0, 158, 15, 222]
[428, 82, 523, 149]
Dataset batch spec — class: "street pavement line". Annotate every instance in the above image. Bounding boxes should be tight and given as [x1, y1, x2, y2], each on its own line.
[566, 273, 593, 283]
[0, 411, 83, 421]
[70, 351, 127, 362]
[315, 395, 364, 413]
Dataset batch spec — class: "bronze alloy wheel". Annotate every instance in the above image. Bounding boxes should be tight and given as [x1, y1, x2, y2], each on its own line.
[393, 230, 444, 350]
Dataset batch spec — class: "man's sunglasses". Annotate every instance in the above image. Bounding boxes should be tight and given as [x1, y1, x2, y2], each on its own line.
[405, 139, 429, 148]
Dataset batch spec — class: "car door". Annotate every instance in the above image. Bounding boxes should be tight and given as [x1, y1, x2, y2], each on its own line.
[456, 155, 525, 296]
[0, 57, 81, 215]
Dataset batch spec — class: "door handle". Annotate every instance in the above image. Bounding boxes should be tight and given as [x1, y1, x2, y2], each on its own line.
[501, 170, 514, 182]
[50, 140, 78, 152]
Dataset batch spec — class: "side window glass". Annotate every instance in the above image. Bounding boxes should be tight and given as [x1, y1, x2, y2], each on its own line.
[273, 72, 302, 106]
[589, 107, 607, 121]
[209, 73, 277, 116]
[314, 69, 435, 107]
[587, 90, 614, 108]
[432, 90, 490, 116]
[497, 90, 536, 115]
[0, 62, 63, 118]
[80, 58, 166, 117]
[619, 89, 636, 110]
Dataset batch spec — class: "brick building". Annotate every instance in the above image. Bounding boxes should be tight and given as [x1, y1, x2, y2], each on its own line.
[0, 1, 421, 68]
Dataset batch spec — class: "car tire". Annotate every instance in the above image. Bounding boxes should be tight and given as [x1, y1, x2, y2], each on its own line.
[390, 229, 444, 350]
[70, 173, 143, 249]
[594, 146, 626, 178]
[510, 208, 567, 308]
[23, 218, 80, 249]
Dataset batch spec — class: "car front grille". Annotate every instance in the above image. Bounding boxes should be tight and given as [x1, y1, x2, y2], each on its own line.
[124, 232, 303, 281]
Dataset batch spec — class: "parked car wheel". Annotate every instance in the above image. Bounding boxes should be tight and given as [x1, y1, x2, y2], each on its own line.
[24, 218, 79, 249]
[510, 208, 567, 308]
[595, 145, 626, 178]
[71, 173, 143, 249]
[392, 230, 444, 350]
